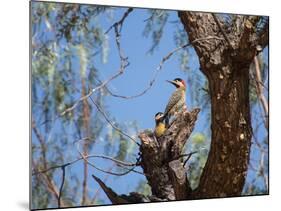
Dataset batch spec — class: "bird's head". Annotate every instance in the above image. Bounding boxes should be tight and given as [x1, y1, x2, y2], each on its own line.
[166, 78, 186, 89]
[155, 112, 164, 121]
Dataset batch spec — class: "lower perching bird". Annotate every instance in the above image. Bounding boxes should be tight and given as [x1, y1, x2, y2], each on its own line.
[163, 78, 187, 126]
[154, 112, 166, 138]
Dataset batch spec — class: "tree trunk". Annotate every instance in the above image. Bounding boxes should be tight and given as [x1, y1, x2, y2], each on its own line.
[178, 11, 268, 198]
[193, 62, 252, 198]
[93, 11, 268, 203]
[93, 108, 200, 203]
[139, 108, 199, 200]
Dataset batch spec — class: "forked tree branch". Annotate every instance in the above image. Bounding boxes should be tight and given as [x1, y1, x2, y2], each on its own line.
[94, 108, 201, 202]
[105, 8, 133, 34]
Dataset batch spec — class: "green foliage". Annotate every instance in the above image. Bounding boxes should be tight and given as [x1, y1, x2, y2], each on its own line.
[143, 10, 169, 53]
[115, 134, 128, 161]
[185, 132, 209, 189]
[174, 24, 189, 71]
[192, 133, 206, 144]
[135, 180, 152, 196]
[31, 2, 268, 208]
[31, 177, 50, 209]
[31, 2, 113, 208]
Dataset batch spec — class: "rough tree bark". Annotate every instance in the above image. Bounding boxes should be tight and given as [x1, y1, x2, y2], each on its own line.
[92, 12, 268, 203]
[93, 108, 200, 203]
[178, 12, 268, 198]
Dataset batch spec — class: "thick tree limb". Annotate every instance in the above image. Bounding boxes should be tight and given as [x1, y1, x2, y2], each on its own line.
[178, 11, 268, 199]
[139, 108, 200, 200]
[92, 11, 268, 203]
[168, 160, 191, 199]
[93, 108, 200, 202]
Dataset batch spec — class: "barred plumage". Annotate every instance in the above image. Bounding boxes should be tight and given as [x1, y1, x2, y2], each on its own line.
[163, 78, 186, 125]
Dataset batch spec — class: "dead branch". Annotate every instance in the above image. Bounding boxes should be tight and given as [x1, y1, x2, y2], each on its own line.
[94, 108, 201, 202]
[92, 175, 167, 204]
[92, 175, 129, 204]
[91, 165, 114, 203]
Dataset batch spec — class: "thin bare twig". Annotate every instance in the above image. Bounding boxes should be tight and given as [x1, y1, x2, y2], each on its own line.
[175, 151, 198, 160]
[58, 166, 66, 207]
[89, 96, 140, 146]
[101, 36, 224, 100]
[32, 120, 66, 207]
[57, 10, 131, 119]
[32, 135, 142, 178]
[42, 35, 222, 126]
[183, 151, 198, 166]
[76, 139, 144, 176]
[32, 153, 138, 176]
[32, 160, 63, 206]
[57, 9, 133, 120]
[32, 119, 48, 169]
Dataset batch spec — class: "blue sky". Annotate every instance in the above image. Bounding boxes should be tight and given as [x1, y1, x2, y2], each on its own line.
[32, 2, 268, 207]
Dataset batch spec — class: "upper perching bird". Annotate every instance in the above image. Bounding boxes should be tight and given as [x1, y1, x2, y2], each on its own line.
[154, 112, 166, 138]
[163, 78, 187, 125]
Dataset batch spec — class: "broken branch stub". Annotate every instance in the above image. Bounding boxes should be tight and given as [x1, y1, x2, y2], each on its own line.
[138, 108, 200, 200]
[93, 108, 200, 204]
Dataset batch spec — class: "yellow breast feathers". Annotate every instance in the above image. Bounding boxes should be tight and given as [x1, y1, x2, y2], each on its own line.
[155, 122, 166, 138]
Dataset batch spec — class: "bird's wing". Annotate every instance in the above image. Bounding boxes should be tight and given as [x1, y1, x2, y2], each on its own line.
[164, 90, 181, 116]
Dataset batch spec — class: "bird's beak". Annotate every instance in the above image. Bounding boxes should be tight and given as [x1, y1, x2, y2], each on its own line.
[166, 80, 177, 86]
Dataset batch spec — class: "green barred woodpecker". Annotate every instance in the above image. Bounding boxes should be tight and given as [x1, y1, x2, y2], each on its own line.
[163, 78, 187, 126]
[154, 112, 166, 138]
